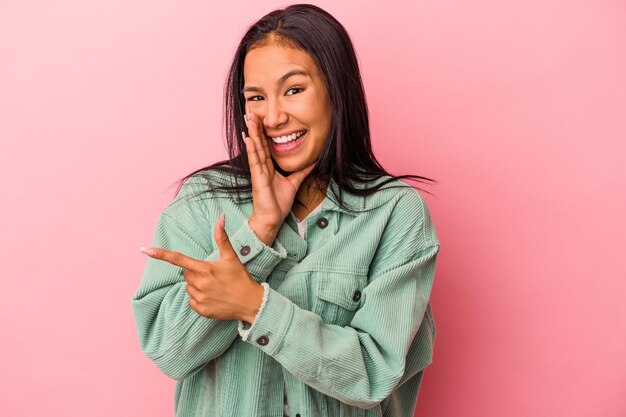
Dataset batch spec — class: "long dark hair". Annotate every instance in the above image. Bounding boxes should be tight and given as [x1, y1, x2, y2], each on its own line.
[173, 3, 435, 211]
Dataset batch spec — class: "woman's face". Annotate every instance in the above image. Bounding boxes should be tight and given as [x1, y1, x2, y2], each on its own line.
[243, 43, 332, 174]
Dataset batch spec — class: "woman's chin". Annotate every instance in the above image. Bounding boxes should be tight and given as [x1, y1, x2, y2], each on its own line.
[274, 159, 307, 176]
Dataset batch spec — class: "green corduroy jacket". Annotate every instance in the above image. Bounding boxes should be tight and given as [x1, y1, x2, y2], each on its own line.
[132, 169, 440, 417]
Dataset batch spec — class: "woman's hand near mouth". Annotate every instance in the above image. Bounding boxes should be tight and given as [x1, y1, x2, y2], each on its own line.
[242, 107, 316, 246]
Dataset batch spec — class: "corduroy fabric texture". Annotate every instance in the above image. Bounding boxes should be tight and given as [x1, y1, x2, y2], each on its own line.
[132, 169, 440, 417]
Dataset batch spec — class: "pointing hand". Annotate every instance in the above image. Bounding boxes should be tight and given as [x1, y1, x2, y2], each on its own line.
[140, 213, 264, 323]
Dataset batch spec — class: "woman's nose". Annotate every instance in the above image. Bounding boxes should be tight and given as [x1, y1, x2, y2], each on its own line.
[263, 99, 288, 129]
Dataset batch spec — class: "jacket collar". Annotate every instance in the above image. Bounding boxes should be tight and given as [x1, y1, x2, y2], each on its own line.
[321, 177, 364, 215]
[207, 166, 396, 215]
[322, 174, 400, 215]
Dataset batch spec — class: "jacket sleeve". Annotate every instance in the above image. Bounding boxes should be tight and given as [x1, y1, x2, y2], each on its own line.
[239, 190, 440, 409]
[131, 178, 288, 381]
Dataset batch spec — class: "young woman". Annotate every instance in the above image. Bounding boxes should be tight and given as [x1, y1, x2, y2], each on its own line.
[132, 4, 440, 417]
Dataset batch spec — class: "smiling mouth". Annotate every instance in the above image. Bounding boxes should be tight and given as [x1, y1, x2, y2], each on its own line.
[268, 130, 307, 144]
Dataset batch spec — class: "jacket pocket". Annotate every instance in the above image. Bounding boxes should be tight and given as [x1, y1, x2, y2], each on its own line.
[313, 271, 368, 326]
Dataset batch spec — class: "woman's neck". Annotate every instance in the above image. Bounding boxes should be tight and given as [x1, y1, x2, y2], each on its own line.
[292, 176, 329, 221]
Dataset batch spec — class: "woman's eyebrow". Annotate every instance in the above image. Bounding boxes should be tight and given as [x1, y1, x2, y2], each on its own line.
[242, 69, 309, 93]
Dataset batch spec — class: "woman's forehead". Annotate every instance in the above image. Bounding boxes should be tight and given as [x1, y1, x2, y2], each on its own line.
[243, 44, 318, 81]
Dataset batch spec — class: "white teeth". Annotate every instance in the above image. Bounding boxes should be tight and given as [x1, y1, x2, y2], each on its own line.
[270, 130, 306, 144]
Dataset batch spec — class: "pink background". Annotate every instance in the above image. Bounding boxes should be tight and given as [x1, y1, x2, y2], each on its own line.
[1, 1, 625, 416]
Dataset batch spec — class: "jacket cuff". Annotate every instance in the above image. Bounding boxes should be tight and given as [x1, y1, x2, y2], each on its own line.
[226, 219, 287, 280]
[240, 287, 295, 356]
[238, 282, 271, 340]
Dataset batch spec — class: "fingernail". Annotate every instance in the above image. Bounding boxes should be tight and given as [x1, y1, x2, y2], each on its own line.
[140, 246, 156, 256]
[219, 212, 225, 228]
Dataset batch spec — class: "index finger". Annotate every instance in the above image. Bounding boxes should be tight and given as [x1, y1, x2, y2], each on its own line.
[140, 246, 203, 272]
[247, 110, 271, 168]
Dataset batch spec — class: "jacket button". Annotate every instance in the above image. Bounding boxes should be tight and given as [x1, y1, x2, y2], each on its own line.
[240, 245, 251, 256]
[352, 291, 361, 302]
[316, 217, 328, 228]
[256, 335, 269, 346]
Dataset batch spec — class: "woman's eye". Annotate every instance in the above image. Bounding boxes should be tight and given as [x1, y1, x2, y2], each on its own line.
[246, 96, 263, 102]
[286, 87, 303, 96]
